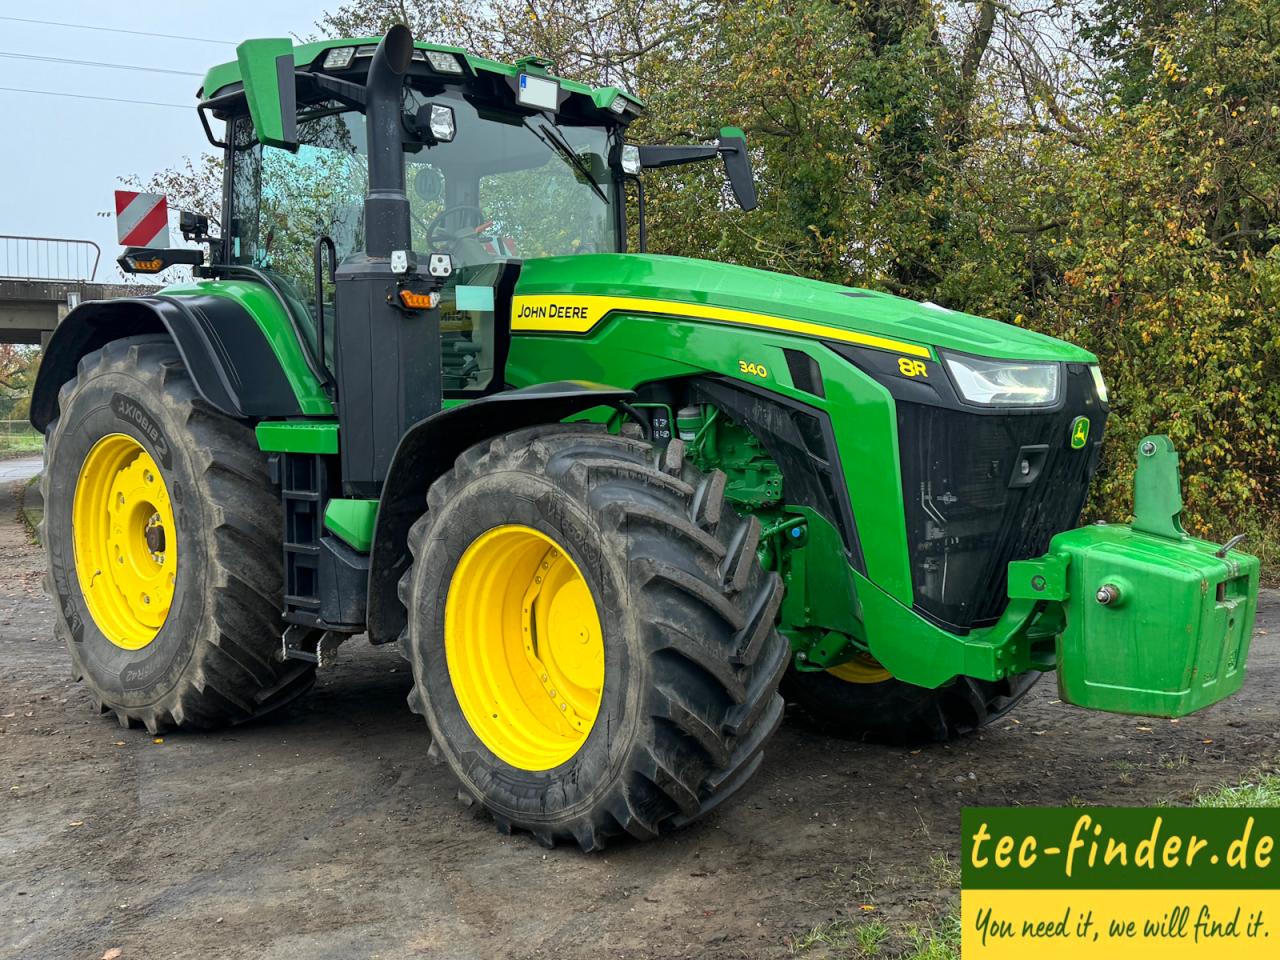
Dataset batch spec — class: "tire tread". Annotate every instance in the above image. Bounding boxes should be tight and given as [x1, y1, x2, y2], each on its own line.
[403, 424, 788, 850]
[42, 334, 316, 733]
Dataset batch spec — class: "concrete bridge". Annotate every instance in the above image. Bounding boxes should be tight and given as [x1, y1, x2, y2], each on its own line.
[0, 237, 157, 345]
[0, 278, 160, 346]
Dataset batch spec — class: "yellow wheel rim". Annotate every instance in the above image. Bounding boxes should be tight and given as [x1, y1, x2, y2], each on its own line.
[72, 434, 178, 650]
[827, 653, 892, 684]
[445, 524, 604, 771]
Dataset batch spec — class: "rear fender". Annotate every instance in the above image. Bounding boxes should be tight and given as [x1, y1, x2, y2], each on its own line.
[30, 296, 304, 433]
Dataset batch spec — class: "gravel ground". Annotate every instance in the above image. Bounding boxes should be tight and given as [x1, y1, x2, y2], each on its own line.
[2, 471, 1276, 960]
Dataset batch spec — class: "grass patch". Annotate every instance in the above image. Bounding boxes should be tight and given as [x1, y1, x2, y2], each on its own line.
[788, 911, 958, 958]
[1194, 773, 1280, 808]
[789, 917, 860, 953]
[856, 919, 890, 954]
[927, 852, 960, 888]
[900, 912, 960, 960]
[0, 434, 43, 456]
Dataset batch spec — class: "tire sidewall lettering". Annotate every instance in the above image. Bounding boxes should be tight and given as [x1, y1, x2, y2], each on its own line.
[110, 393, 172, 469]
[46, 363, 206, 703]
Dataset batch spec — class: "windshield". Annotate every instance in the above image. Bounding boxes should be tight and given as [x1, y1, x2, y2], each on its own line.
[227, 90, 620, 281]
[226, 89, 620, 393]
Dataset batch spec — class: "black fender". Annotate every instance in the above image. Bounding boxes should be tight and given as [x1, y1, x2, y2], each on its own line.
[366, 380, 635, 644]
[30, 295, 304, 433]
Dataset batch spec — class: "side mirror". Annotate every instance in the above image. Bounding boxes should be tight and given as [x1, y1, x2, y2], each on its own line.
[633, 128, 759, 212]
[236, 37, 298, 151]
[716, 127, 757, 212]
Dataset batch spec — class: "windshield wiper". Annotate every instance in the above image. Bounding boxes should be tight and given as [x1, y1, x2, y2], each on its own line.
[524, 115, 609, 205]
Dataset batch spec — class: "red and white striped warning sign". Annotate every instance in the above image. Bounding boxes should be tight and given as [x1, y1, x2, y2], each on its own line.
[114, 191, 170, 248]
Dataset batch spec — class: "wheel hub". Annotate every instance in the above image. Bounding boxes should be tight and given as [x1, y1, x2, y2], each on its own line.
[72, 434, 178, 650]
[826, 653, 892, 684]
[444, 524, 605, 771]
[144, 514, 166, 555]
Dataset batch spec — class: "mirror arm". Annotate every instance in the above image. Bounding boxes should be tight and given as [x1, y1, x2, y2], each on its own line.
[636, 144, 719, 168]
[300, 71, 367, 109]
[636, 135, 757, 211]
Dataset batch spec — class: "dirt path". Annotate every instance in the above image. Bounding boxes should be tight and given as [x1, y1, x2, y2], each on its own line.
[2, 477, 1276, 960]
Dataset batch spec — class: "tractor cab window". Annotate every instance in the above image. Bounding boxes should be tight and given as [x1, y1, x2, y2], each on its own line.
[227, 90, 621, 393]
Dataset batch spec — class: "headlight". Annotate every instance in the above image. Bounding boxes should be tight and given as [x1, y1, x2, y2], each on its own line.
[322, 47, 356, 70]
[1089, 364, 1108, 404]
[942, 353, 1061, 407]
[428, 103, 456, 142]
[424, 50, 464, 74]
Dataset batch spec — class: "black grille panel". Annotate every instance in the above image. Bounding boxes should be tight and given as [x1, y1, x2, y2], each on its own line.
[896, 368, 1104, 631]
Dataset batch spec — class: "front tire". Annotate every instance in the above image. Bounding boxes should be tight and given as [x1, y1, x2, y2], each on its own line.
[782, 662, 1039, 745]
[42, 335, 315, 733]
[400, 425, 787, 850]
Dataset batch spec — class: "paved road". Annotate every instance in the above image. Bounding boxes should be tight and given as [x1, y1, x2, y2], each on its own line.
[0, 456, 40, 482]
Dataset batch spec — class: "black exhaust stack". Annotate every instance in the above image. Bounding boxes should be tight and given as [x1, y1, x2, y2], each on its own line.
[363, 25, 413, 258]
[332, 25, 443, 498]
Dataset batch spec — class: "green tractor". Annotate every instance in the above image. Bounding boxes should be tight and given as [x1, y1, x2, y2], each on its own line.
[33, 27, 1260, 850]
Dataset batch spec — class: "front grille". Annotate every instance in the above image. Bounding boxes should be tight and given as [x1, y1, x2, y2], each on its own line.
[896, 367, 1104, 632]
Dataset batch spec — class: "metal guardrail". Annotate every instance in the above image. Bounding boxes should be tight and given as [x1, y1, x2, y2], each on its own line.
[0, 418, 40, 451]
[0, 235, 101, 281]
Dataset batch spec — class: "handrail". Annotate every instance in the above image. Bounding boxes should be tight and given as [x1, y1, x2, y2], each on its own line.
[313, 235, 337, 384]
[0, 235, 101, 281]
[203, 263, 335, 393]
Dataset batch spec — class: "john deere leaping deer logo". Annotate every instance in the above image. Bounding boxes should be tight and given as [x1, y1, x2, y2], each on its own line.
[1070, 416, 1091, 449]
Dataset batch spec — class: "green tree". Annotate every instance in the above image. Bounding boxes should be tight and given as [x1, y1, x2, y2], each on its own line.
[1042, 0, 1280, 548]
[0, 344, 39, 421]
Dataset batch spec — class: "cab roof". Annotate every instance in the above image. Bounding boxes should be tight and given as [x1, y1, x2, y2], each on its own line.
[198, 36, 644, 119]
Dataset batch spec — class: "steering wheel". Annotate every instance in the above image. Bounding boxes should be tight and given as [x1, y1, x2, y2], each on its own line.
[423, 204, 488, 252]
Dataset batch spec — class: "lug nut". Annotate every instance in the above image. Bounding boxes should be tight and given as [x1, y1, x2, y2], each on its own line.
[1096, 583, 1121, 606]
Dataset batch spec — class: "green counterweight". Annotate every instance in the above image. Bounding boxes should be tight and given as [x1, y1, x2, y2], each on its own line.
[1011, 436, 1258, 717]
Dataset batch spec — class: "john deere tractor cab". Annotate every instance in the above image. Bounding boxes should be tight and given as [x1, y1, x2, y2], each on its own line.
[32, 26, 1260, 851]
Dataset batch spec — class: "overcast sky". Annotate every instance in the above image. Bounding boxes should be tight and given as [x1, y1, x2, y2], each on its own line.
[0, 2, 329, 280]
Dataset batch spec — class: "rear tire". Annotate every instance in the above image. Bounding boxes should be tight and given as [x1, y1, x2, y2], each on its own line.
[400, 425, 787, 850]
[782, 667, 1039, 745]
[42, 335, 315, 733]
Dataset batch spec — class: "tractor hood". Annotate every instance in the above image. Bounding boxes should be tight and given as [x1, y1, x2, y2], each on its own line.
[513, 253, 1095, 364]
